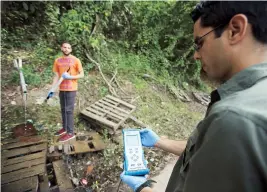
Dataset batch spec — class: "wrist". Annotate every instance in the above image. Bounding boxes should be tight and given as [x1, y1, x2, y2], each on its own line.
[140, 187, 153, 192]
[136, 180, 156, 192]
[69, 75, 75, 79]
[154, 138, 162, 148]
[136, 183, 152, 192]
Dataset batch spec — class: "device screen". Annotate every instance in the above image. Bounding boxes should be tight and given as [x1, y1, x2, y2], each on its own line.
[127, 135, 139, 146]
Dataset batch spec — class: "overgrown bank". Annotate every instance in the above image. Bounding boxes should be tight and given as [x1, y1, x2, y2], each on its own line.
[2, 1, 207, 90]
[1, 1, 210, 191]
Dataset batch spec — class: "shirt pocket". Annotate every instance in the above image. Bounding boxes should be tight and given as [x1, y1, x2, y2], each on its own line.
[180, 129, 199, 176]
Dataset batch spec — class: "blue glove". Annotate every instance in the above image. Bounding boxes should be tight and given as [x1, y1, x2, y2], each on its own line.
[62, 72, 73, 79]
[48, 92, 54, 98]
[140, 128, 160, 147]
[120, 171, 147, 192]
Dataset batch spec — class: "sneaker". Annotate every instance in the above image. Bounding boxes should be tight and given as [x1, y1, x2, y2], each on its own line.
[59, 133, 75, 142]
[55, 128, 66, 136]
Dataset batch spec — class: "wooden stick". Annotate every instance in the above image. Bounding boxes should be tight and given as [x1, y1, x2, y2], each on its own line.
[114, 77, 128, 95]
[85, 51, 117, 96]
[129, 116, 148, 128]
[109, 69, 117, 84]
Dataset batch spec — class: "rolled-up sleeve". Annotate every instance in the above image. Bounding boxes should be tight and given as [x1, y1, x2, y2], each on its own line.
[184, 110, 267, 192]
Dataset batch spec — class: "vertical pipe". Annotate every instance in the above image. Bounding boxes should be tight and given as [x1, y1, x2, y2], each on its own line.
[18, 58, 27, 94]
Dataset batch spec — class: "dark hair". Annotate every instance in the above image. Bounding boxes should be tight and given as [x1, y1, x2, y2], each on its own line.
[61, 41, 71, 47]
[191, 1, 267, 44]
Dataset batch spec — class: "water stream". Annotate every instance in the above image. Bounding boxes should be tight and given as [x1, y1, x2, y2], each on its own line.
[24, 93, 27, 128]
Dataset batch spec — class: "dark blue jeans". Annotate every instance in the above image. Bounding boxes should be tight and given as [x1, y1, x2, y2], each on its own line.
[59, 91, 76, 134]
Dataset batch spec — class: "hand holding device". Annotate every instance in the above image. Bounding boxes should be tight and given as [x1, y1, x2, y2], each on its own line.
[120, 129, 157, 192]
[48, 92, 54, 98]
[120, 171, 147, 191]
[62, 72, 73, 79]
[140, 128, 160, 147]
[45, 67, 70, 102]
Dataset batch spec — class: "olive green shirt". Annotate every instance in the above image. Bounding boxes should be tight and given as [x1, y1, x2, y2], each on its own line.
[166, 63, 267, 192]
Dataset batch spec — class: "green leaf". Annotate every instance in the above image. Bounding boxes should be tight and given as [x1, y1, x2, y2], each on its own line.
[23, 2, 28, 11]
[22, 12, 28, 19]
[30, 4, 35, 13]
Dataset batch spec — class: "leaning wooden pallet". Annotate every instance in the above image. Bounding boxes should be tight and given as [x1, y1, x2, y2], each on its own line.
[81, 95, 136, 133]
[1, 136, 48, 192]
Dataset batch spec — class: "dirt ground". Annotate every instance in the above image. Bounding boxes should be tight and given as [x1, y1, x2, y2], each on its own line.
[1, 72, 207, 191]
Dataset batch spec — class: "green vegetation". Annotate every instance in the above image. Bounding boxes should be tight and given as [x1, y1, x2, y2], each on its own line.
[2, 1, 206, 89]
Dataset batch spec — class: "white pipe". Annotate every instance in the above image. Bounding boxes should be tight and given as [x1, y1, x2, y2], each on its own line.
[14, 58, 27, 96]
[18, 59, 27, 94]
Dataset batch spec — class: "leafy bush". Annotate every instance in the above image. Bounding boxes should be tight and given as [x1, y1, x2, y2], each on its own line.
[2, 1, 207, 89]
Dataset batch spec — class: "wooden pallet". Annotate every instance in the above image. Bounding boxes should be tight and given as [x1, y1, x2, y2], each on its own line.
[67, 131, 106, 155]
[52, 160, 74, 192]
[47, 131, 106, 161]
[81, 95, 136, 132]
[1, 136, 48, 192]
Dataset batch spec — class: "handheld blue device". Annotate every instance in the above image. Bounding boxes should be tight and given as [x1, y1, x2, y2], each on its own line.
[123, 129, 149, 176]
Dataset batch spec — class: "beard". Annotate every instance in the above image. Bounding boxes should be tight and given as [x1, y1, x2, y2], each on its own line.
[62, 51, 71, 56]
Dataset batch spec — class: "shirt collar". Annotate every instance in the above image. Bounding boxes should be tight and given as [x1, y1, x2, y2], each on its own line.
[217, 63, 267, 99]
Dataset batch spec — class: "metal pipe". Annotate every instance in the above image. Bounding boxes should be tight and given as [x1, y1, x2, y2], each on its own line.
[14, 58, 27, 101]
[19, 70, 27, 94]
[18, 58, 27, 94]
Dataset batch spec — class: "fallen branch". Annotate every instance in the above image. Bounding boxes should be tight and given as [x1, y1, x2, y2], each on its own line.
[114, 77, 128, 95]
[109, 69, 117, 84]
[129, 116, 148, 128]
[192, 92, 209, 106]
[168, 84, 191, 102]
[131, 96, 140, 104]
[85, 51, 117, 96]
[89, 14, 99, 37]
[142, 74, 158, 81]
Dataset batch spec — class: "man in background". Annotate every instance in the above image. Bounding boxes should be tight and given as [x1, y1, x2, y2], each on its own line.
[48, 42, 84, 142]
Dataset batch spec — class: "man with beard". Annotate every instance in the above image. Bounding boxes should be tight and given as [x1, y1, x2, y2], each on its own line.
[48, 42, 84, 142]
[120, 1, 267, 192]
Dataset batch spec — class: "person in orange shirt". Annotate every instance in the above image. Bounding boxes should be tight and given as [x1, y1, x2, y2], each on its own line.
[48, 42, 84, 142]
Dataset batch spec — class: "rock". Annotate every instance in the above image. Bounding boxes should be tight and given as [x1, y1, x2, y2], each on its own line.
[49, 146, 55, 153]
[27, 119, 33, 124]
[85, 188, 93, 192]
[36, 124, 45, 131]
[64, 144, 70, 154]
[11, 101, 16, 105]
[8, 92, 16, 97]
[58, 144, 63, 151]
[16, 86, 21, 92]
[142, 74, 151, 78]
[71, 177, 79, 186]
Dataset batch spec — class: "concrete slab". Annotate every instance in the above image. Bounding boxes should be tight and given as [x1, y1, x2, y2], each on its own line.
[151, 158, 178, 192]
